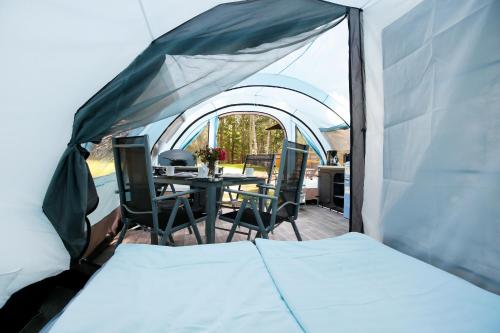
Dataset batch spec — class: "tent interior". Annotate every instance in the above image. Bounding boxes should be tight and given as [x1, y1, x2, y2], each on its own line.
[1, 0, 499, 332]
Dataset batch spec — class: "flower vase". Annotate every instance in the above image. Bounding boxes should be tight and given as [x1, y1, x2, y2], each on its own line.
[207, 160, 217, 180]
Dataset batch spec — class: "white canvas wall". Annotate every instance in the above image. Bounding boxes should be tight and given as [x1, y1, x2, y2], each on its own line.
[381, 0, 500, 292]
[358, 0, 423, 239]
[0, 0, 153, 307]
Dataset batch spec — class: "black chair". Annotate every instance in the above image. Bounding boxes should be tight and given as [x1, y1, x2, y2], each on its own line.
[112, 135, 205, 246]
[157, 149, 203, 234]
[243, 154, 276, 181]
[220, 141, 308, 241]
[224, 154, 276, 210]
[217, 154, 276, 239]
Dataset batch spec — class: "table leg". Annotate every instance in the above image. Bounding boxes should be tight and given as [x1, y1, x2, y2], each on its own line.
[205, 184, 217, 244]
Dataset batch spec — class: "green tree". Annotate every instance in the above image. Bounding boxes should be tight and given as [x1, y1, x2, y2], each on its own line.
[215, 114, 284, 163]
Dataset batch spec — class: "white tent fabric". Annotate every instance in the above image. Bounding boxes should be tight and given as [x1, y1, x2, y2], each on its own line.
[381, 0, 500, 292]
[357, 0, 424, 239]
[141, 18, 353, 159]
[0, 0, 152, 307]
[260, 18, 351, 118]
[1, 0, 498, 307]
[0, 0, 253, 308]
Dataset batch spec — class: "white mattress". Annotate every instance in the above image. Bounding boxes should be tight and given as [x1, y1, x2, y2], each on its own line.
[256, 233, 500, 333]
[47, 242, 302, 333]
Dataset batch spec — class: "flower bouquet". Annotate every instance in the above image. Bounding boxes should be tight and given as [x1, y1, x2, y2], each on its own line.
[195, 145, 226, 178]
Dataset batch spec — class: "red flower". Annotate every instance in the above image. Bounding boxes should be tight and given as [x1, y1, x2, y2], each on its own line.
[218, 148, 226, 161]
[197, 146, 226, 162]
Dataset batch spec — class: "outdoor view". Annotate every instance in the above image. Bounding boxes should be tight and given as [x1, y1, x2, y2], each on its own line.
[186, 114, 285, 176]
[87, 136, 115, 178]
[87, 113, 323, 179]
[217, 114, 285, 164]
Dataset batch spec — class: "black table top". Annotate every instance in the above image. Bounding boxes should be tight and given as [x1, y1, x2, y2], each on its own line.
[154, 174, 265, 186]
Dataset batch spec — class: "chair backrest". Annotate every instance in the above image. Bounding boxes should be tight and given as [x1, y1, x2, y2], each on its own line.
[158, 149, 196, 166]
[243, 154, 276, 183]
[112, 135, 156, 216]
[274, 141, 309, 220]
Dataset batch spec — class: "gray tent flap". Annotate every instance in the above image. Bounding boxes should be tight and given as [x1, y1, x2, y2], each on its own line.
[348, 7, 366, 233]
[43, 0, 348, 258]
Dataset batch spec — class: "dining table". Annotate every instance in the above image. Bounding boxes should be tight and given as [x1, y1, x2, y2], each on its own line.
[154, 171, 266, 244]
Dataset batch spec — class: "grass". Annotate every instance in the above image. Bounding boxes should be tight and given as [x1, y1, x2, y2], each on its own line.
[87, 160, 115, 178]
[219, 163, 245, 172]
[219, 163, 268, 175]
[87, 161, 269, 180]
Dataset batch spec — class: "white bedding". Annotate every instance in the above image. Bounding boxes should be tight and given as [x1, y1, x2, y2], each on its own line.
[47, 242, 302, 333]
[256, 233, 500, 333]
[47, 234, 500, 332]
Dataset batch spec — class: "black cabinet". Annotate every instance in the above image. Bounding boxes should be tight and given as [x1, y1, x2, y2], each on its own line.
[318, 166, 344, 212]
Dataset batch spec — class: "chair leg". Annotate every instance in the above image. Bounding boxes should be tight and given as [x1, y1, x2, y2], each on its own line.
[151, 206, 161, 246]
[228, 190, 237, 212]
[290, 218, 302, 241]
[226, 199, 248, 242]
[181, 197, 203, 245]
[150, 231, 159, 245]
[246, 230, 252, 240]
[250, 198, 268, 239]
[226, 222, 239, 243]
[160, 199, 181, 245]
[188, 226, 193, 234]
[190, 224, 202, 245]
[169, 234, 175, 244]
[115, 217, 129, 248]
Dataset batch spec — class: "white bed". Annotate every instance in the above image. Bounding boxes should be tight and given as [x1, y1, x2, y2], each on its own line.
[256, 233, 500, 333]
[45, 233, 500, 332]
[46, 241, 302, 333]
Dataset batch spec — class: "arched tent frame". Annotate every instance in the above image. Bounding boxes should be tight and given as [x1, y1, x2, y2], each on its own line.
[163, 107, 326, 163]
[175, 110, 288, 150]
[149, 75, 348, 164]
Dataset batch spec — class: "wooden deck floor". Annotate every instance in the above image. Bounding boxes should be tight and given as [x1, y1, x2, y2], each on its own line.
[94, 205, 348, 265]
